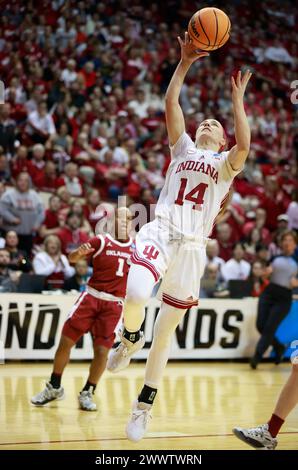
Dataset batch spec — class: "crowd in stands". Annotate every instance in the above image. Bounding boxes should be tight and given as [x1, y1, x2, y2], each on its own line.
[0, 0, 298, 295]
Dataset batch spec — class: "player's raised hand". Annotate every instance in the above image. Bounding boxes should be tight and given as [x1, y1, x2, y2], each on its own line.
[231, 70, 252, 102]
[78, 243, 95, 257]
[178, 31, 209, 64]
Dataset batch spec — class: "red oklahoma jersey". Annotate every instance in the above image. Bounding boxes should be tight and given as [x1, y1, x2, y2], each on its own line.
[88, 233, 134, 298]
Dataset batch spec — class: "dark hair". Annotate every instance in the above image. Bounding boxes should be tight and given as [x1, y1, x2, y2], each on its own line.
[233, 242, 245, 251]
[255, 243, 269, 253]
[66, 211, 81, 222]
[280, 230, 298, 244]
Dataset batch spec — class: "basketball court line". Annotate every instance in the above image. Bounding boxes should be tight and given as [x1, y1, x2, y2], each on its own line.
[1, 431, 298, 447]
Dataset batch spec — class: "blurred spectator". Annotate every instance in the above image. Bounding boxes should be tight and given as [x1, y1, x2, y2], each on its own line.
[11, 145, 31, 178]
[286, 190, 298, 233]
[26, 101, 56, 144]
[69, 200, 92, 235]
[96, 149, 128, 200]
[255, 243, 270, 264]
[216, 202, 245, 242]
[200, 262, 223, 299]
[276, 214, 289, 231]
[29, 143, 46, 183]
[58, 211, 89, 255]
[248, 260, 270, 297]
[39, 194, 63, 239]
[5, 230, 32, 273]
[243, 228, 262, 263]
[216, 223, 234, 261]
[83, 189, 102, 232]
[34, 161, 64, 192]
[33, 235, 74, 290]
[64, 259, 89, 292]
[222, 243, 251, 282]
[61, 162, 83, 196]
[0, 103, 17, 156]
[242, 208, 271, 245]
[0, 153, 11, 182]
[98, 136, 129, 166]
[128, 89, 149, 118]
[205, 240, 225, 272]
[0, 172, 44, 254]
[46, 121, 73, 155]
[61, 59, 77, 87]
[0, 248, 20, 292]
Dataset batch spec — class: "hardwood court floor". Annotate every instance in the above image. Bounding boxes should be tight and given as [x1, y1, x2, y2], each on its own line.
[0, 362, 297, 450]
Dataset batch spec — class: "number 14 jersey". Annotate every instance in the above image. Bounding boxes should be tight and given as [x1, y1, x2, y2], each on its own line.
[155, 132, 242, 238]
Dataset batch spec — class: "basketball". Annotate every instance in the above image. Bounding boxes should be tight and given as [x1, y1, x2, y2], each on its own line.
[188, 7, 231, 51]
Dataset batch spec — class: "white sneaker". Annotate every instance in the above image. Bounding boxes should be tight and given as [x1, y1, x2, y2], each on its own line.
[233, 423, 278, 450]
[78, 389, 97, 411]
[107, 330, 145, 373]
[126, 400, 152, 442]
[31, 382, 64, 406]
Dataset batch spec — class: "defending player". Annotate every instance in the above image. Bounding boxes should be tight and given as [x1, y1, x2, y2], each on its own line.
[107, 32, 252, 441]
[233, 359, 298, 449]
[31, 207, 133, 411]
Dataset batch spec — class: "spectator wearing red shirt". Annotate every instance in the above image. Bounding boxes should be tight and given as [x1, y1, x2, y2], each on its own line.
[11, 146, 33, 179]
[248, 261, 269, 296]
[58, 212, 89, 255]
[216, 203, 245, 242]
[96, 150, 128, 200]
[39, 194, 63, 240]
[259, 175, 287, 230]
[29, 143, 46, 183]
[242, 208, 272, 245]
[79, 62, 96, 91]
[216, 223, 235, 262]
[34, 161, 64, 193]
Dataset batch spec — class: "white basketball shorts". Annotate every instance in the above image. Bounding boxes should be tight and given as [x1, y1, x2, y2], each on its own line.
[131, 218, 207, 309]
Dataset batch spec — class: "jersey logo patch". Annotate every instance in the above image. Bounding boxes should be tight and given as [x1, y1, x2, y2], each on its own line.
[143, 245, 159, 261]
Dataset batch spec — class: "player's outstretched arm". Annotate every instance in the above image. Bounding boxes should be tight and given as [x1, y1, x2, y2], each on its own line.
[228, 70, 252, 170]
[68, 243, 95, 264]
[165, 32, 209, 147]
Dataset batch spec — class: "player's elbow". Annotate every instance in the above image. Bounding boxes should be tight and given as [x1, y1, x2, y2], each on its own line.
[165, 94, 179, 106]
[235, 145, 250, 157]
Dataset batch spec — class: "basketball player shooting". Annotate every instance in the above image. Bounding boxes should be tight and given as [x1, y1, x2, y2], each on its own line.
[107, 32, 252, 441]
[31, 208, 133, 411]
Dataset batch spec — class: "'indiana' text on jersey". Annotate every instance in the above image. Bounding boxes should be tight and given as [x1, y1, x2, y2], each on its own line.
[175, 160, 219, 184]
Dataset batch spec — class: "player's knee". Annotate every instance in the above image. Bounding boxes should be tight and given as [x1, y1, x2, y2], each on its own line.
[126, 284, 151, 305]
[59, 335, 75, 350]
[93, 345, 109, 357]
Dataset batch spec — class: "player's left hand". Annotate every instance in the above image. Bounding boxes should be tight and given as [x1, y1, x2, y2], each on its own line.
[78, 243, 95, 257]
[231, 70, 252, 101]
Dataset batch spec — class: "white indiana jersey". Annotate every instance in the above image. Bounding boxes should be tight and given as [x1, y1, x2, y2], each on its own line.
[155, 132, 241, 238]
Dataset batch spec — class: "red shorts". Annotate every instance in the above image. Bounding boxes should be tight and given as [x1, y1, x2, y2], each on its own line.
[62, 292, 122, 348]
